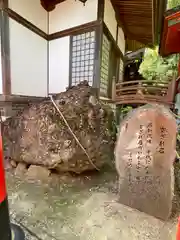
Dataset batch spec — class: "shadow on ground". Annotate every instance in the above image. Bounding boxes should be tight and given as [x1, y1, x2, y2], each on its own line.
[6, 166, 179, 240]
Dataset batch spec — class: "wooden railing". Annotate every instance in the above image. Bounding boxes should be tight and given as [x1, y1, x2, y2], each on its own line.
[112, 78, 177, 106]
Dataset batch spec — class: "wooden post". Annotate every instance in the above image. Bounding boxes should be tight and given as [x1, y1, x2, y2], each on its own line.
[112, 76, 116, 101]
[166, 74, 178, 103]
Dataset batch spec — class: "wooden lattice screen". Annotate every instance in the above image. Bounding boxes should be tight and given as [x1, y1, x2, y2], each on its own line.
[100, 34, 110, 97]
[70, 31, 95, 86]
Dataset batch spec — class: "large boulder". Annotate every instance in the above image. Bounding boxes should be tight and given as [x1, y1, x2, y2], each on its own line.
[3, 82, 115, 173]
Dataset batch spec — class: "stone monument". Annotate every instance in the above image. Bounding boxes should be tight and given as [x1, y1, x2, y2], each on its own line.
[115, 104, 177, 220]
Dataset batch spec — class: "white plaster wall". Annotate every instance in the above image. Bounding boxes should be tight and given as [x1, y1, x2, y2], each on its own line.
[9, 18, 48, 97]
[118, 27, 125, 54]
[8, 0, 48, 33]
[49, 0, 98, 34]
[49, 37, 70, 94]
[104, 0, 117, 40]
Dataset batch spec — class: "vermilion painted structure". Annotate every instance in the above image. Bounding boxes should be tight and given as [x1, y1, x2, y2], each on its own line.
[177, 217, 180, 240]
[0, 136, 6, 203]
[159, 5, 180, 107]
[0, 129, 25, 239]
[0, 131, 11, 240]
[160, 6, 180, 57]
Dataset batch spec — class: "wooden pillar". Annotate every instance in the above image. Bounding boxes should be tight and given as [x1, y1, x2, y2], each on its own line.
[93, 0, 104, 97]
[112, 76, 116, 101]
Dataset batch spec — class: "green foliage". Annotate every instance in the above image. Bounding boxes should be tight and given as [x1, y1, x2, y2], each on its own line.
[139, 47, 179, 82]
[121, 106, 133, 115]
[118, 106, 133, 122]
[139, 0, 180, 82]
[167, 0, 180, 9]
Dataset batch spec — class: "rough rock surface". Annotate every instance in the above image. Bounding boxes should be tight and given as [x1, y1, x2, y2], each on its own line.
[26, 165, 50, 181]
[3, 81, 115, 173]
[15, 163, 27, 177]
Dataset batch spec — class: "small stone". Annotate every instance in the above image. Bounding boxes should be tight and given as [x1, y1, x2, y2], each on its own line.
[50, 173, 59, 181]
[10, 160, 17, 168]
[4, 159, 13, 170]
[15, 162, 27, 176]
[89, 95, 97, 106]
[64, 140, 71, 148]
[26, 165, 50, 181]
[60, 173, 71, 182]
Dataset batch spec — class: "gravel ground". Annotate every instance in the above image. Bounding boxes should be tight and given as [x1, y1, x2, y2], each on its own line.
[5, 168, 180, 240]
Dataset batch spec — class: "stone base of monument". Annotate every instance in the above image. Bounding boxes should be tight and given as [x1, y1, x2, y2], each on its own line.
[117, 166, 174, 220]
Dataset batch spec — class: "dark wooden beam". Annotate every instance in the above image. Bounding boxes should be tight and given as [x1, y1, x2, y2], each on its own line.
[116, 23, 118, 44]
[93, 26, 103, 96]
[97, 0, 104, 20]
[156, 0, 168, 45]
[47, 12, 49, 97]
[92, 0, 105, 96]
[69, 36, 73, 87]
[0, 0, 11, 95]
[49, 20, 100, 40]
[5, 8, 48, 39]
[5, 6, 100, 42]
[0, 0, 8, 9]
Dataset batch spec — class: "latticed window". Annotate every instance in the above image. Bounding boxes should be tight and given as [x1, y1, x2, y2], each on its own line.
[119, 59, 124, 82]
[71, 31, 95, 86]
[100, 34, 110, 97]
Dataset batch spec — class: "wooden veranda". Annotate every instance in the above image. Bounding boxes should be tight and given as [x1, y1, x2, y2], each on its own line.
[112, 78, 177, 107]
